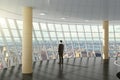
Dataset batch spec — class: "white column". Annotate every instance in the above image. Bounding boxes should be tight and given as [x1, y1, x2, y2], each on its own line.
[22, 7, 32, 74]
[102, 21, 109, 60]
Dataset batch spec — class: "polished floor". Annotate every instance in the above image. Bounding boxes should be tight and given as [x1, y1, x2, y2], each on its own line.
[0, 57, 120, 80]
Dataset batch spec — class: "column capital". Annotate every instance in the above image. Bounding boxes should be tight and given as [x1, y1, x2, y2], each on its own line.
[23, 6, 32, 9]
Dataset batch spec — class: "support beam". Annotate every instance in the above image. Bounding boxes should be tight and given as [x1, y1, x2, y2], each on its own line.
[22, 7, 32, 74]
[102, 21, 109, 62]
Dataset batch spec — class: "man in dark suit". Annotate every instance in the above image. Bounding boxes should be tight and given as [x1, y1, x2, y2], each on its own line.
[58, 40, 64, 64]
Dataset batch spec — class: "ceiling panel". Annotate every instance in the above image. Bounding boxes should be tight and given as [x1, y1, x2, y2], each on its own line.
[0, 0, 120, 22]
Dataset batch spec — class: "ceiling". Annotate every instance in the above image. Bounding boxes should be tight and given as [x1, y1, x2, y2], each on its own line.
[0, 0, 120, 22]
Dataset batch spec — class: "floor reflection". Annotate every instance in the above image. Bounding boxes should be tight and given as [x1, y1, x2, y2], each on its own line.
[57, 64, 64, 79]
[103, 61, 109, 80]
[0, 58, 120, 80]
[0, 69, 7, 80]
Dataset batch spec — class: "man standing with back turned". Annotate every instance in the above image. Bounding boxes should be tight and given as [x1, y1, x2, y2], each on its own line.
[58, 40, 64, 64]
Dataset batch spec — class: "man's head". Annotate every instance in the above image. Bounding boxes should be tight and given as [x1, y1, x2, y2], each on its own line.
[60, 40, 62, 43]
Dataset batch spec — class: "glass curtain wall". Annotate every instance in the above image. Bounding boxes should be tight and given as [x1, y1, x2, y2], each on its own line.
[109, 25, 120, 57]
[0, 17, 120, 69]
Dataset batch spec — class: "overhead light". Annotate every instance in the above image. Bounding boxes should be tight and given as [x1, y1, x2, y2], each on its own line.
[85, 20, 89, 22]
[60, 17, 66, 20]
[40, 13, 46, 16]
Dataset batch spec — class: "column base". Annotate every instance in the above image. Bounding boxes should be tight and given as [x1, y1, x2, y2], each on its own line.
[22, 73, 33, 75]
[22, 73, 33, 80]
[103, 59, 109, 63]
[22, 73, 32, 80]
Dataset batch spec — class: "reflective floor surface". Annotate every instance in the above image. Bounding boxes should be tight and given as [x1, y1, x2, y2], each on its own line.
[0, 57, 120, 80]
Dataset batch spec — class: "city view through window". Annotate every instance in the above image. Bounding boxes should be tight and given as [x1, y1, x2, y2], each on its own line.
[0, 17, 120, 69]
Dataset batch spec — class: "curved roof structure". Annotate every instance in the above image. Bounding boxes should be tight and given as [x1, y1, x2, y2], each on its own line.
[0, 0, 120, 22]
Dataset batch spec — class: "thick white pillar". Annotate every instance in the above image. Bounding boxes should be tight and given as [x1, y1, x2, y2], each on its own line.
[102, 21, 109, 60]
[22, 7, 32, 74]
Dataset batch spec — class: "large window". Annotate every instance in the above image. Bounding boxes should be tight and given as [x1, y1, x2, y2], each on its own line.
[0, 17, 120, 69]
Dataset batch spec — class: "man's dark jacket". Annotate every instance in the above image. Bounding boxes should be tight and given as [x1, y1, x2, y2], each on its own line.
[58, 44, 64, 56]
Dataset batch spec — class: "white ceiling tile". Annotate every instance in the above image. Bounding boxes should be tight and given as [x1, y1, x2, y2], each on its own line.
[0, 0, 120, 22]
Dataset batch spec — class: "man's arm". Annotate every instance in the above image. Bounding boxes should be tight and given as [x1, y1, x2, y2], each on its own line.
[58, 44, 60, 52]
[62, 44, 64, 51]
